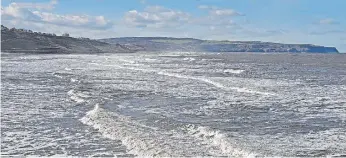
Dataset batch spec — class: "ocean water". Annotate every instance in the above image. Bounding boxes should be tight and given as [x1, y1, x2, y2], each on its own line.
[1, 52, 346, 157]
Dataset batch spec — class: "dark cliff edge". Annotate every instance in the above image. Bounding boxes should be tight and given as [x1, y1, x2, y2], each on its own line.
[99, 37, 339, 53]
[1, 25, 135, 54]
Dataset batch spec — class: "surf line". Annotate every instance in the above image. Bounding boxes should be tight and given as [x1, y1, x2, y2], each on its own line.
[89, 62, 276, 96]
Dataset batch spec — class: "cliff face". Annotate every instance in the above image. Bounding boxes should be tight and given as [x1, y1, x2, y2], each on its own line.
[1, 25, 134, 54]
[100, 37, 339, 53]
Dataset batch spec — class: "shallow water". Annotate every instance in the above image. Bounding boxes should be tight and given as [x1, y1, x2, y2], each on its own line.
[1, 52, 346, 157]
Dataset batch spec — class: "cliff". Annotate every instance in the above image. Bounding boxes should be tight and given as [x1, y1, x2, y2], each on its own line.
[1, 25, 339, 54]
[100, 37, 339, 53]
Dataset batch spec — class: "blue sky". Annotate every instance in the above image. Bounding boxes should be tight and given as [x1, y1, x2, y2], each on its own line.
[1, 0, 346, 52]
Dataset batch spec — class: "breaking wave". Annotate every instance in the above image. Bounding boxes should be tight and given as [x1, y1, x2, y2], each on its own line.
[80, 104, 254, 157]
[80, 104, 178, 157]
[184, 124, 256, 157]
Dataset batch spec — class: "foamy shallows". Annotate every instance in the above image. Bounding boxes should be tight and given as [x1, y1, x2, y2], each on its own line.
[2, 52, 346, 157]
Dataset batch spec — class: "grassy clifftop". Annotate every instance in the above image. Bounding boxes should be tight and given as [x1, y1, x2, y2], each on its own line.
[1, 25, 135, 54]
[100, 37, 339, 53]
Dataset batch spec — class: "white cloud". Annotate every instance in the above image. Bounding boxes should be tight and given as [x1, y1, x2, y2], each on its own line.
[319, 18, 339, 25]
[124, 5, 190, 28]
[210, 9, 242, 16]
[1, 18, 118, 39]
[1, 3, 41, 20]
[139, 0, 147, 5]
[190, 5, 243, 32]
[192, 4, 244, 33]
[192, 16, 236, 27]
[121, 5, 246, 39]
[198, 5, 243, 16]
[14, 0, 58, 10]
[1, 2, 113, 30]
[309, 29, 344, 35]
[209, 26, 215, 31]
[32, 11, 112, 29]
[198, 5, 217, 10]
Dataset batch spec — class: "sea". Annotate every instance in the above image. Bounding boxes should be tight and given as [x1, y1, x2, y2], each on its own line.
[1, 52, 346, 157]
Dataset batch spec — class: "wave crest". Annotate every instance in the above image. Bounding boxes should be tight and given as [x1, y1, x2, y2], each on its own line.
[185, 124, 256, 158]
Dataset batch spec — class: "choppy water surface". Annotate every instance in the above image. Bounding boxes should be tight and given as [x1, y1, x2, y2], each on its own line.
[1, 52, 346, 157]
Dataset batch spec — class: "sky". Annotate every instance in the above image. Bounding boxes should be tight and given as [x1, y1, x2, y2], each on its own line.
[1, 0, 346, 52]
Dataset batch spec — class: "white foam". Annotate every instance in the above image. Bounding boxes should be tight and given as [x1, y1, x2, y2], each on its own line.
[67, 89, 75, 96]
[87, 58, 275, 96]
[201, 58, 224, 61]
[183, 57, 196, 62]
[144, 58, 158, 62]
[185, 125, 256, 158]
[80, 104, 240, 157]
[27, 154, 76, 158]
[224, 69, 245, 74]
[67, 90, 89, 104]
[158, 52, 200, 57]
[69, 95, 85, 104]
[158, 71, 275, 96]
[52, 73, 63, 79]
[117, 58, 136, 64]
[70, 78, 78, 83]
[80, 104, 171, 157]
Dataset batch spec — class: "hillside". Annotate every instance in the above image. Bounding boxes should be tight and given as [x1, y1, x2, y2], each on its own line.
[1, 25, 339, 54]
[100, 37, 339, 53]
[1, 25, 135, 54]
